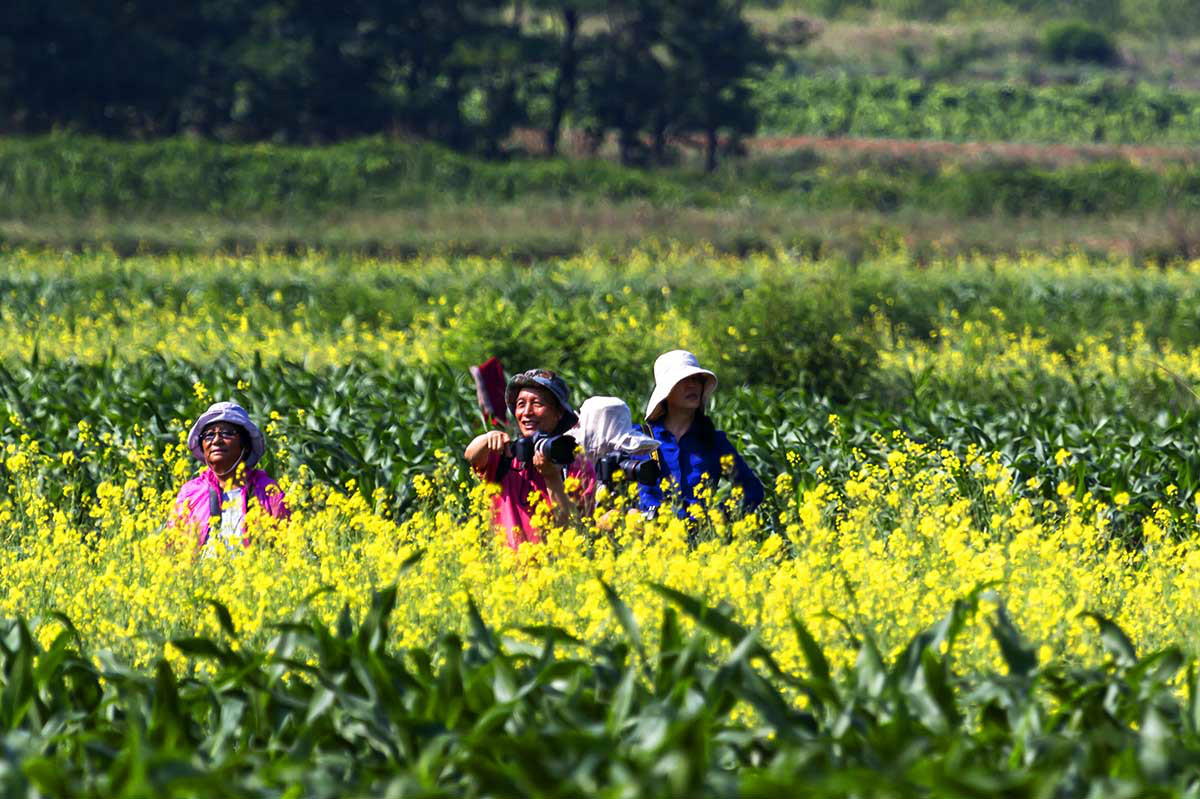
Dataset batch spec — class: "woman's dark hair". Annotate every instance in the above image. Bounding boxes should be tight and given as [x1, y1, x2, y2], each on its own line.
[692, 410, 716, 446]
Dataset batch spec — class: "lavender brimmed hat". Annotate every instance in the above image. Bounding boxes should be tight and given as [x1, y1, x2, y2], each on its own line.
[187, 401, 266, 468]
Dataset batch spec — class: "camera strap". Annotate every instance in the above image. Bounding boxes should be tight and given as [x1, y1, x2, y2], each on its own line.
[495, 453, 512, 482]
[641, 423, 663, 467]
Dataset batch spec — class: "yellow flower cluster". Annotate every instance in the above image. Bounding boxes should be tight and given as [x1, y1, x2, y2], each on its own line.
[7, 246, 1200, 678]
[3, 426, 1198, 679]
[0, 248, 710, 367]
[14, 247, 1200, 376]
[879, 314, 1200, 392]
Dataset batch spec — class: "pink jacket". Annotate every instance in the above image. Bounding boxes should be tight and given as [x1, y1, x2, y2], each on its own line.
[478, 452, 596, 551]
[172, 468, 289, 546]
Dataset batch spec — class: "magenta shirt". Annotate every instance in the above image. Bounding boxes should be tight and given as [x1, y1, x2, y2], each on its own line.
[478, 451, 596, 550]
[173, 467, 290, 546]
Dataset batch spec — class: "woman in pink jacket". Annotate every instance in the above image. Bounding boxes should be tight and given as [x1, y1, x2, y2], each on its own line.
[173, 401, 289, 548]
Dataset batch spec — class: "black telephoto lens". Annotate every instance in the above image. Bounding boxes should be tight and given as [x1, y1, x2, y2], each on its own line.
[630, 458, 660, 486]
[512, 437, 535, 463]
[543, 434, 577, 465]
[596, 454, 617, 483]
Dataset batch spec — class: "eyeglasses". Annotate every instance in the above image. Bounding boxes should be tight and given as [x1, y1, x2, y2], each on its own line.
[201, 429, 240, 444]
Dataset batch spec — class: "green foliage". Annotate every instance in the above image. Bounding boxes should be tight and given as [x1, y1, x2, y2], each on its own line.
[4, 135, 1200, 222]
[6, 251, 1200, 535]
[1119, 0, 1200, 36]
[5, 245, 1200, 790]
[7, 356, 1200, 540]
[935, 160, 1162, 215]
[0, 583, 1193, 796]
[0, 136, 690, 216]
[0, 0, 528, 151]
[1, 0, 770, 164]
[1042, 20, 1121, 65]
[592, 0, 773, 169]
[876, 0, 955, 22]
[753, 70, 1200, 144]
[763, 0, 1196, 34]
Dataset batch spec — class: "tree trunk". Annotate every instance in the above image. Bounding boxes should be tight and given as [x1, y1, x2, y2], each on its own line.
[705, 126, 718, 173]
[545, 7, 578, 157]
[652, 118, 667, 164]
[619, 123, 638, 166]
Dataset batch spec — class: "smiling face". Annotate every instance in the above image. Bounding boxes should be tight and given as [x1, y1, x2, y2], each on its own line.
[513, 387, 564, 437]
[666, 374, 706, 413]
[201, 422, 246, 475]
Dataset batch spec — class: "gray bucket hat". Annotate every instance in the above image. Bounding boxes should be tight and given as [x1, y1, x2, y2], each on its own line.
[187, 401, 266, 468]
[505, 369, 578, 432]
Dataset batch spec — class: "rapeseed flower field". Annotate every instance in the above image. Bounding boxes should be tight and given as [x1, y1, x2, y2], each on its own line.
[4, 416, 1199, 678]
[8, 247, 1200, 794]
[5, 246, 1200, 673]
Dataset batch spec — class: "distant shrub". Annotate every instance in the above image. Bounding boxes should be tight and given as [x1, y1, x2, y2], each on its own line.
[878, 0, 953, 20]
[1041, 20, 1119, 65]
[791, 0, 873, 20]
[4, 134, 1199, 221]
[770, 15, 824, 47]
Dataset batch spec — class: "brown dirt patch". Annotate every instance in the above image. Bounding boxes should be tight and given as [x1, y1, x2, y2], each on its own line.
[746, 135, 1200, 167]
[509, 127, 1200, 169]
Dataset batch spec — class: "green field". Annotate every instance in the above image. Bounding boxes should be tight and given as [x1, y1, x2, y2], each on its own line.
[5, 134, 1200, 263]
[8, 2, 1200, 794]
[3, 249, 1200, 795]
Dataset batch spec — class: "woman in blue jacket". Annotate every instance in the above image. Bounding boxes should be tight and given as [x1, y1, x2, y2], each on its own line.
[636, 350, 763, 516]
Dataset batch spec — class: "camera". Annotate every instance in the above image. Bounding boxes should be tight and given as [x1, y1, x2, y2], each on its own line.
[596, 453, 661, 487]
[511, 432, 577, 466]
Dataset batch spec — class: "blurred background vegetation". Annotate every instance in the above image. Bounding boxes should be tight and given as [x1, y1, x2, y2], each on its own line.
[7, 0, 1200, 156]
[2, 0, 770, 170]
[5, 0, 1200, 260]
[6, 8, 1200, 791]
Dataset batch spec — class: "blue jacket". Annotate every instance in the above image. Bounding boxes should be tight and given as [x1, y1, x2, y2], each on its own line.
[634, 418, 763, 516]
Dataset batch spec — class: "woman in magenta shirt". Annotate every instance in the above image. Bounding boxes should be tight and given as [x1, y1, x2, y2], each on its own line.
[173, 401, 289, 548]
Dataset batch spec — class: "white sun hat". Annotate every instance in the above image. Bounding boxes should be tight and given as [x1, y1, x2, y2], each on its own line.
[570, 396, 660, 461]
[187, 401, 266, 468]
[644, 350, 717, 422]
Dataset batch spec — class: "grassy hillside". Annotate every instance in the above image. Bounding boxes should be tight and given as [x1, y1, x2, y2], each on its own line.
[4, 134, 1200, 260]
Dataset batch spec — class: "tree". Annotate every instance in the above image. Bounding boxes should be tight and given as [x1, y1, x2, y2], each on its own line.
[0, 0, 769, 163]
[662, 0, 772, 171]
[374, 0, 521, 153]
[582, 0, 670, 166]
[223, 0, 395, 141]
[574, 0, 770, 169]
[0, 0, 231, 136]
[526, 0, 608, 156]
